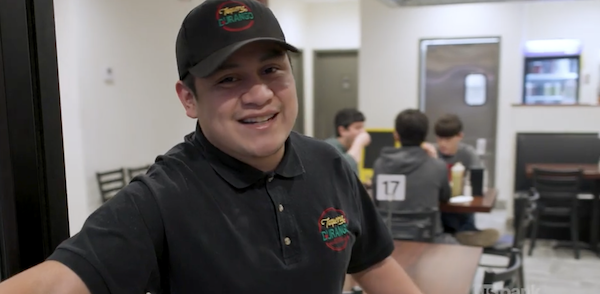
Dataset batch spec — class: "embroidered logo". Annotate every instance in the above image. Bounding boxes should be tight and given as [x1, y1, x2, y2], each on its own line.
[318, 208, 350, 251]
[216, 1, 255, 32]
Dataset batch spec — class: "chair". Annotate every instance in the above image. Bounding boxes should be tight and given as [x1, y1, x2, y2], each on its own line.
[480, 188, 538, 289]
[377, 207, 438, 243]
[127, 164, 151, 181]
[481, 248, 523, 294]
[528, 168, 583, 259]
[96, 168, 126, 202]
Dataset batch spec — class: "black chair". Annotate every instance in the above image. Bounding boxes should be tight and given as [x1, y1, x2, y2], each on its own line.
[377, 207, 438, 243]
[481, 248, 523, 294]
[480, 188, 538, 289]
[528, 168, 583, 259]
[96, 168, 126, 202]
[127, 164, 151, 181]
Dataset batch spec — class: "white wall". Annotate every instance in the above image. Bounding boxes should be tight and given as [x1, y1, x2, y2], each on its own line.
[55, 0, 205, 234]
[301, 0, 360, 136]
[360, 0, 600, 213]
[54, 0, 88, 235]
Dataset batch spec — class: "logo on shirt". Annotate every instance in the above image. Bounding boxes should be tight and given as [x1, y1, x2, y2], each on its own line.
[318, 208, 350, 251]
[216, 1, 255, 32]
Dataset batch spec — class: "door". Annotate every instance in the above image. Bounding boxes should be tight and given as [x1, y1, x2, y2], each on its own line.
[289, 51, 304, 134]
[313, 50, 359, 140]
[419, 38, 500, 187]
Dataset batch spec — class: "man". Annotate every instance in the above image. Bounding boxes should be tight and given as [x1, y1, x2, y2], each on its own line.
[0, 1, 422, 294]
[324, 108, 371, 175]
[434, 113, 499, 247]
[372, 109, 457, 244]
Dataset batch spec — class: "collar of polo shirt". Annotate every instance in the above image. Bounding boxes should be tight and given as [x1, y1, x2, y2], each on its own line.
[193, 124, 305, 189]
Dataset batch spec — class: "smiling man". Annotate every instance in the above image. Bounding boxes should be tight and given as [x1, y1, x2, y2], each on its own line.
[0, 1, 422, 294]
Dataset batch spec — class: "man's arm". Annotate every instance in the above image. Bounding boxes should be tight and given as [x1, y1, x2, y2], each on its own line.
[464, 144, 483, 169]
[0, 261, 90, 294]
[346, 131, 371, 166]
[0, 180, 165, 294]
[352, 257, 422, 294]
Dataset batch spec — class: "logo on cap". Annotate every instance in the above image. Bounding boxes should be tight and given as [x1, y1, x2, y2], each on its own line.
[216, 1, 255, 32]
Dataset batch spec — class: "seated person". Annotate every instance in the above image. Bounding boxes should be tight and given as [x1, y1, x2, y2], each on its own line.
[434, 113, 499, 247]
[324, 108, 370, 175]
[324, 108, 370, 294]
[372, 109, 457, 244]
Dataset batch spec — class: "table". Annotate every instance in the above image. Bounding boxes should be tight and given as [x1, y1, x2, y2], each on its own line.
[440, 188, 497, 213]
[392, 240, 482, 294]
[525, 163, 599, 254]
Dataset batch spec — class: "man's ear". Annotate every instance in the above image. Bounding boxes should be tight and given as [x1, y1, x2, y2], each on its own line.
[457, 132, 465, 140]
[175, 80, 198, 119]
[393, 131, 400, 142]
[337, 125, 345, 137]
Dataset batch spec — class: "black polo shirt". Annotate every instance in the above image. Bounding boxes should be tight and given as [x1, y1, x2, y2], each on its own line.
[48, 125, 394, 294]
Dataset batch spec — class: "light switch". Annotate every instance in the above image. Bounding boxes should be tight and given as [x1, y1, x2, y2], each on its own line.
[104, 67, 114, 84]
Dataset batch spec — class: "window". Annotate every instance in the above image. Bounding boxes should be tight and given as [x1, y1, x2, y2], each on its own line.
[464, 74, 487, 106]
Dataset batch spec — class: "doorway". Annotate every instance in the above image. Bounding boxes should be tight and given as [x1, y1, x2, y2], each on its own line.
[289, 51, 304, 134]
[313, 50, 359, 140]
[419, 38, 500, 187]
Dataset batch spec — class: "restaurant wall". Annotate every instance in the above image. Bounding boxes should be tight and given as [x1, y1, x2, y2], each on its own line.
[360, 0, 600, 212]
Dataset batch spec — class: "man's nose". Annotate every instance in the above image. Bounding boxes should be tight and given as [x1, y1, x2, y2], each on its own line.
[240, 83, 274, 106]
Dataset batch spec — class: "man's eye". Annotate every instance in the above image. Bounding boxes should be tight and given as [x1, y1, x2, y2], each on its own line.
[264, 67, 279, 74]
[218, 77, 236, 84]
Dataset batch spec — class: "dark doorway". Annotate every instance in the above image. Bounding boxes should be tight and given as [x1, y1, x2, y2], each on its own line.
[0, 0, 70, 279]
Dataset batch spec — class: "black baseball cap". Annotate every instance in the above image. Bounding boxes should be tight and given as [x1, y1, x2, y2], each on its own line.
[176, 0, 299, 80]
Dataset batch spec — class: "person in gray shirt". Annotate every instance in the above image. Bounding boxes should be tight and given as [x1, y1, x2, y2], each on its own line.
[372, 109, 457, 244]
[434, 113, 499, 247]
[324, 108, 371, 175]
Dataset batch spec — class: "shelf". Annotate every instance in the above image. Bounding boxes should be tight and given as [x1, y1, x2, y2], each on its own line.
[525, 73, 578, 81]
[512, 103, 600, 107]
[524, 96, 576, 105]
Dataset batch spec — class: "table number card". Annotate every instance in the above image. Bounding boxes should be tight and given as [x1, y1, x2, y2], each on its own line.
[376, 174, 407, 201]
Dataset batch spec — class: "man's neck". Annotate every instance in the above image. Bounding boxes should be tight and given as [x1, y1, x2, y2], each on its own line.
[242, 146, 285, 172]
[336, 137, 350, 150]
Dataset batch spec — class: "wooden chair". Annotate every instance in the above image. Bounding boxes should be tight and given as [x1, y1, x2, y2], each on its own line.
[96, 168, 126, 202]
[480, 188, 538, 289]
[481, 248, 523, 294]
[529, 168, 584, 259]
[127, 164, 151, 181]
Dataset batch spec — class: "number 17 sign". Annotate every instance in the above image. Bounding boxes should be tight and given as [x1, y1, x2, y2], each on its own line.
[375, 174, 406, 202]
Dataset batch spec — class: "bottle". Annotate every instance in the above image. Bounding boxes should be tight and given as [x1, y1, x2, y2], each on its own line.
[451, 162, 465, 197]
[463, 171, 472, 197]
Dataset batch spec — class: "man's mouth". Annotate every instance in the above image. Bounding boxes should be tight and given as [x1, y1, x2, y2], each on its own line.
[239, 113, 277, 124]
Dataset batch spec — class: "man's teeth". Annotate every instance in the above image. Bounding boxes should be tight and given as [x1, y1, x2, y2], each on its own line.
[242, 114, 274, 123]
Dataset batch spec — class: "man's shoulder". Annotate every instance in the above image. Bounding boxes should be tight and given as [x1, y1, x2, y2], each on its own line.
[458, 142, 478, 155]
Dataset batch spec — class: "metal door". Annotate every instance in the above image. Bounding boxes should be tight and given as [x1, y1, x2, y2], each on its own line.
[419, 38, 500, 186]
[313, 50, 359, 140]
[289, 51, 304, 134]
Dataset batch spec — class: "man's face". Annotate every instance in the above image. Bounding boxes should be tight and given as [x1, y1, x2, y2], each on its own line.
[339, 121, 365, 146]
[176, 41, 298, 168]
[436, 133, 463, 156]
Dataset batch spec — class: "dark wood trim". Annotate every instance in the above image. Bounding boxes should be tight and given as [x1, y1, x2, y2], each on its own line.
[0, 0, 69, 277]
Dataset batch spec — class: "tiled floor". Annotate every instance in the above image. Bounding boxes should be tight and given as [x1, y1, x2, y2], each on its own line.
[471, 210, 600, 294]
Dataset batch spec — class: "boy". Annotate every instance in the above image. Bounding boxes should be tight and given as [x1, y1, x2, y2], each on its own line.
[372, 109, 457, 244]
[434, 113, 499, 247]
[324, 108, 371, 175]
